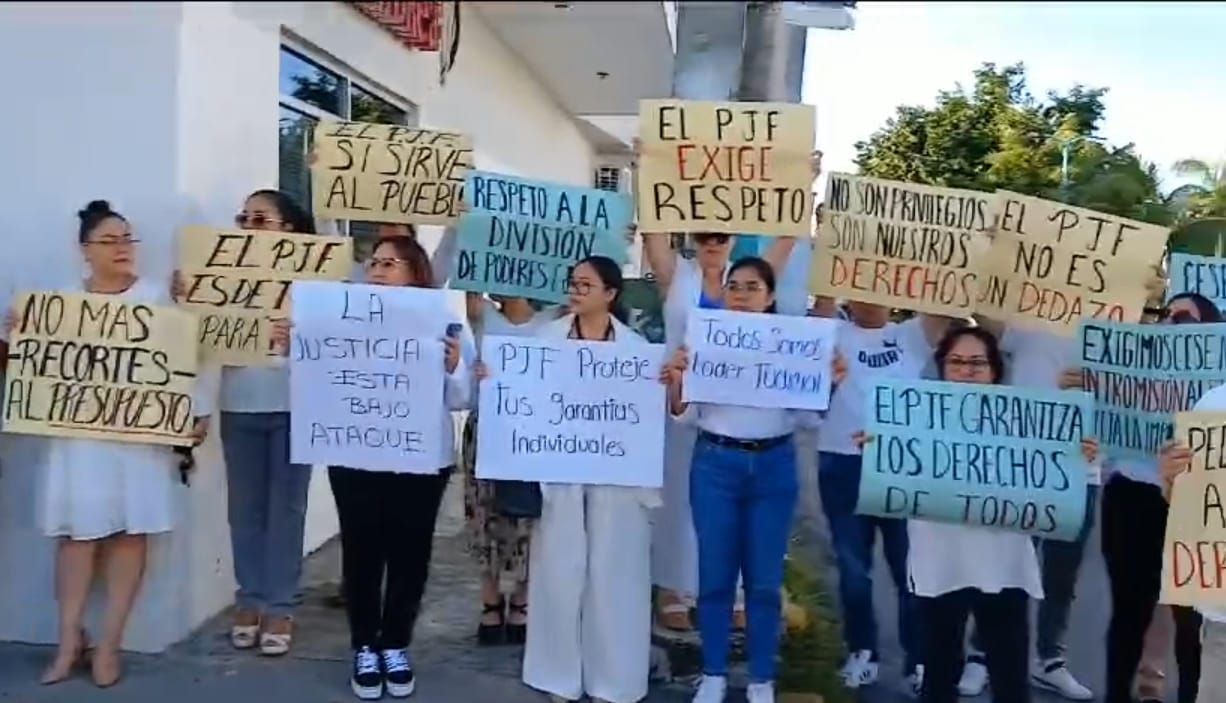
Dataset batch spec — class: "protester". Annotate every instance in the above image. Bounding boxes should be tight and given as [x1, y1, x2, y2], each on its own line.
[515, 255, 657, 703]
[19, 200, 213, 687]
[880, 326, 1100, 703]
[664, 257, 844, 703]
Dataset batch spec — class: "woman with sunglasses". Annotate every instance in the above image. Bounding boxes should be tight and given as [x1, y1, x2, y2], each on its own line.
[634, 142, 821, 632]
[18, 200, 213, 687]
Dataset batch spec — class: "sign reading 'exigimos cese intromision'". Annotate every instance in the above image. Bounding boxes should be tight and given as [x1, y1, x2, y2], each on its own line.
[4, 292, 199, 446]
[637, 99, 815, 237]
[311, 121, 474, 226]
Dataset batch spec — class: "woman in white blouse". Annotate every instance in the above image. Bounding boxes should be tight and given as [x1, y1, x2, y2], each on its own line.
[25, 200, 213, 687]
[664, 257, 843, 703]
[861, 326, 1098, 703]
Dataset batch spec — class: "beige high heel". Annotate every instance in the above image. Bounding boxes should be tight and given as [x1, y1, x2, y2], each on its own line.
[40, 629, 92, 685]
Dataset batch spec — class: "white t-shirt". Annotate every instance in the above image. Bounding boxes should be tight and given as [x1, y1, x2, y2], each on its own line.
[1188, 383, 1226, 623]
[907, 520, 1044, 599]
[817, 317, 930, 456]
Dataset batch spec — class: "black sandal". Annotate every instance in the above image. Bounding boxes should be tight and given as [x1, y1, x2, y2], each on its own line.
[477, 599, 505, 646]
[506, 602, 527, 645]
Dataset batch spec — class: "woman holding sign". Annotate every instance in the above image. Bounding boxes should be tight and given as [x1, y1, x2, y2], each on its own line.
[662, 257, 843, 703]
[20, 200, 214, 687]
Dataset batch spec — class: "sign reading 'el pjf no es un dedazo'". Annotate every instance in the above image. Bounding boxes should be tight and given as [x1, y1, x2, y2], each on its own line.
[178, 228, 353, 366]
[4, 291, 199, 446]
[809, 173, 995, 317]
[475, 335, 667, 488]
[682, 308, 838, 411]
[976, 191, 1171, 334]
[452, 171, 632, 304]
[857, 378, 1092, 541]
[1161, 411, 1226, 607]
[288, 281, 454, 473]
[637, 99, 815, 237]
[1078, 320, 1226, 460]
[311, 121, 474, 226]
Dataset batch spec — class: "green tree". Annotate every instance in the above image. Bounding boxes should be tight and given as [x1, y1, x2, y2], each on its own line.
[1170, 158, 1226, 220]
[853, 62, 1172, 225]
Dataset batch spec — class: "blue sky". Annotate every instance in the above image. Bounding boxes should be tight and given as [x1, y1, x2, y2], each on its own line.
[801, 1, 1226, 194]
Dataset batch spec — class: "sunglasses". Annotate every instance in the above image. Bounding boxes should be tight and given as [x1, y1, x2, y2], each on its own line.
[235, 213, 283, 228]
[693, 233, 731, 245]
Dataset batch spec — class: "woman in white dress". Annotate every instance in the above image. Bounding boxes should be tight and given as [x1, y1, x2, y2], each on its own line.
[25, 200, 212, 687]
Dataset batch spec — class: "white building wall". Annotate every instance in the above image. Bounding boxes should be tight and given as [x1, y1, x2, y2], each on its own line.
[0, 0, 595, 652]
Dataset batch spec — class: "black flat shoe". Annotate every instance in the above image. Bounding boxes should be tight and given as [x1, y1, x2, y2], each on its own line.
[505, 602, 527, 645]
[477, 599, 505, 646]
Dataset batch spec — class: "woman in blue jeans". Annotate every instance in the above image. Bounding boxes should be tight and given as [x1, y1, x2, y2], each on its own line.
[665, 258, 844, 703]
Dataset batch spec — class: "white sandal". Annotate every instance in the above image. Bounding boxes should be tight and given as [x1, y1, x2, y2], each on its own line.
[230, 623, 259, 650]
[259, 631, 292, 656]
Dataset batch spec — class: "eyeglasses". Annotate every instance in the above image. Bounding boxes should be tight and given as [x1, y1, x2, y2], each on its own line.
[945, 357, 991, 371]
[235, 213, 283, 228]
[567, 279, 602, 294]
[367, 257, 408, 270]
[725, 281, 764, 293]
[86, 237, 139, 247]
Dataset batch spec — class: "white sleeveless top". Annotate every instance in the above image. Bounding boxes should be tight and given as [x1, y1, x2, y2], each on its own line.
[663, 254, 728, 353]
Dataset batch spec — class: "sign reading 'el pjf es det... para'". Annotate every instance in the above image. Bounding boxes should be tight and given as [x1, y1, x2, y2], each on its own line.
[311, 121, 474, 226]
[475, 335, 667, 488]
[637, 99, 815, 237]
[1160, 411, 1226, 607]
[4, 291, 199, 446]
[288, 281, 451, 474]
[452, 171, 632, 304]
[1078, 320, 1226, 460]
[809, 174, 994, 317]
[857, 378, 1091, 541]
[977, 192, 1171, 334]
[178, 228, 353, 366]
[682, 309, 838, 411]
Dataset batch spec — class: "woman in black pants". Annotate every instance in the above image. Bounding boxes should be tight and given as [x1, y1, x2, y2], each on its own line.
[275, 235, 472, 700]
[1100, 292, 1221, 703]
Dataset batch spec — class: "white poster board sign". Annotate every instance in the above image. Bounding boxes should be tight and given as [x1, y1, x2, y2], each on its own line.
[289, 281, 450, 473]
[475, 335, 667, 487]
[683, 309, 838, 410]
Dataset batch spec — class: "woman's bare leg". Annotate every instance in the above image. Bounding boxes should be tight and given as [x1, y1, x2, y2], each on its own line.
[92, 534, 148, 686]
[42, 539, 99, 684]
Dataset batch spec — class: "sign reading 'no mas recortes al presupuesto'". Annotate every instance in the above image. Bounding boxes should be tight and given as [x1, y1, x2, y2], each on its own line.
[977, 192, 1171, 334]
[452, 171, 632, 304]
[809, 174, 994, 317]
[637, 99, 815, 237]
[311, 121, 474, 226]
[4, 291, 199, 446]
[474, 335, 666, 488]
[857, 378, 1091, 541]
[178, 227, 353, 366]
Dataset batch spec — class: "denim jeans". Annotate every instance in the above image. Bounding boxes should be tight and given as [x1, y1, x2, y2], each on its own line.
[817, 451, 917, 670]
[222, 411, 312, 617]
[691, 434, 798, 683]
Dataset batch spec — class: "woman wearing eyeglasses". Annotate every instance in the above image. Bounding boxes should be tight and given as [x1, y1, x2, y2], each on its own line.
[18, 200, 213, 687]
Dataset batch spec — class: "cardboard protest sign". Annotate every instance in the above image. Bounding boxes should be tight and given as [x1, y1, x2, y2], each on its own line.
[1160, 411, 1226, 606]
[857, 378, 1091, 540]
[637, 99, 815, 237]
[682, 308, 837, 410]
[1169, 252, 1226, 310]
[178, 227, 353, 366]
[475, 335, 666, 487]
[809, 174, 995, 316]
[1078, 321, 1226, 460]
[311, 121, 474, 225]
[4, 291, 199, 446]
[452, 171, 632, 303]
[977, 192, 1170, 333]
[288, 281, 450, 473]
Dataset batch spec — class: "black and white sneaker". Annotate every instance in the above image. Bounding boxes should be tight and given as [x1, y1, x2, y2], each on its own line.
[351, 646, 383, 700]
[381, 648, 416, 698]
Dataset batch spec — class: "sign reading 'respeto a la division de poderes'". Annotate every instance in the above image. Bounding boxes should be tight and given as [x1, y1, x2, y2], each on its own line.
[682, 309, 838, 410]
[452, 171, 632, 304]
[636, 99, 815, 237]
[857, 378, 1091, 541]
[475, 335, 667, 488]
[4, 291, 199, 446]
[288, 281, 451, 474]
[178, 227, 353, 367]
[310, 121, 474, 226]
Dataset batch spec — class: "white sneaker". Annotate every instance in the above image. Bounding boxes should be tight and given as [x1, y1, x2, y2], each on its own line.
[958, 656, 989, 696]
[840, 649, 879, 689]
[1031, 659, 1093, 701]
[746, 682, 775, 703]
[904, 665, 924, 698]
[692, 675, 727, 703]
